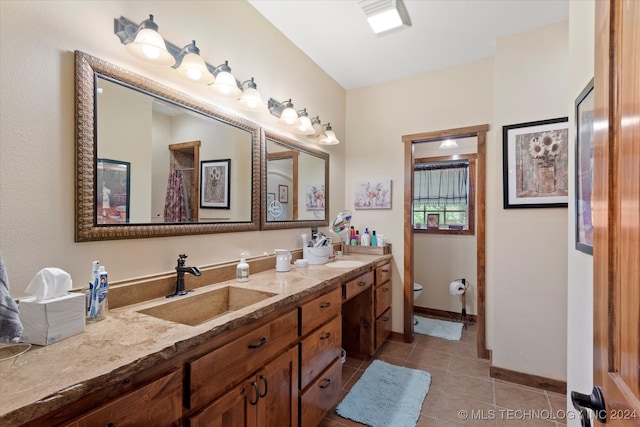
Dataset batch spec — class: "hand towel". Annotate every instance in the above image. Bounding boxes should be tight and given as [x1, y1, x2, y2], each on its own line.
[0, 254, 23, 343]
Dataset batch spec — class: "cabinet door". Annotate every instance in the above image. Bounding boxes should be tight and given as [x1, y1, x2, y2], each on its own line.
[188, 378, 255, 427]
[257, 347, 298, 427]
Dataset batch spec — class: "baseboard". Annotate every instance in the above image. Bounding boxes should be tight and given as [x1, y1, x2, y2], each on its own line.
[414, 306, 477, 324]
[490, 366, 567, 394]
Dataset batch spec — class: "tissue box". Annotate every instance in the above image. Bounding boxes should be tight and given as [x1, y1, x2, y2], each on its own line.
[19, 292, 85, 346]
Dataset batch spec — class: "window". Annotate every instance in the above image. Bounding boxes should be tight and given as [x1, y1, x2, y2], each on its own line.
[413, 155, 476, 235]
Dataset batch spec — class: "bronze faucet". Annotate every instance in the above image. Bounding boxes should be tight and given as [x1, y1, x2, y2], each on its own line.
[167, 254, 201, 298]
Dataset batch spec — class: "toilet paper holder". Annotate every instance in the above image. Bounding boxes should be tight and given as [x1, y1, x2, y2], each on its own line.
[449, 278, 470, 329]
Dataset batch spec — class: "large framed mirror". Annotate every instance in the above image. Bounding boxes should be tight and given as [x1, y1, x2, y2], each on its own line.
[74, 51, 261, 241]
[262, 130, 329, 230]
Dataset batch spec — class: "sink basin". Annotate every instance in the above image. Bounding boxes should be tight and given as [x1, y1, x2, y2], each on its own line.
[325, 260, 365, 269]
[137, 286, 277, 326]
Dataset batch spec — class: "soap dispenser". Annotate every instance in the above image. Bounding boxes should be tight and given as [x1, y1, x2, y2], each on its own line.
[236, 253, 249, 282]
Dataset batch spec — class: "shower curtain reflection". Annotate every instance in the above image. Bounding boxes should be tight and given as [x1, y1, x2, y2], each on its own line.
[164, 170, 189, 222]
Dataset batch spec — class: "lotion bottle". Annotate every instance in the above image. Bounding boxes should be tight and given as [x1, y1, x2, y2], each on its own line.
[371, 231, 377, 247]
[236, 253, 249, 282]
[361, 228, 371, 246]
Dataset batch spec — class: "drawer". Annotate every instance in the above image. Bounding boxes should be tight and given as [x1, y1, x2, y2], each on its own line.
[375, 307, 392, 350]
[300, 315, 342, 390]
[375, 262, 392, 286]
[300, 357, 342, 427]
[188, 309, 298, 409]
[65, 369, 182, 427]
[343, 271, 373, 301]
[375, 281, 392, 318]
[300, 287, 342, 336]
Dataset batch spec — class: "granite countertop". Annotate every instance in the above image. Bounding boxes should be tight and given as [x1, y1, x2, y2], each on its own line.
[0, 254, 391, 425]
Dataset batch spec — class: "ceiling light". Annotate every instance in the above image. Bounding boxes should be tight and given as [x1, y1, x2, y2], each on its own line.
[122, 15, 175, 66]
[175, 41, 215, 84]
[358, 0, 411, 35]
[238, 78, 266, 111]
[439, 139, 459, 149]
[318, 123, 340, 145]
[211, 61, 242, 97]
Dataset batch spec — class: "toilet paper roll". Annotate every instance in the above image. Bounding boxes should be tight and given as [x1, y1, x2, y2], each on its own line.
[449, 281, 466, 295]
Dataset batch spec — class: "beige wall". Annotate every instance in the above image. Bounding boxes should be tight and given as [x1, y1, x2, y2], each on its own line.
[566, 0, 595, 422]
[0, 1, 345, 297]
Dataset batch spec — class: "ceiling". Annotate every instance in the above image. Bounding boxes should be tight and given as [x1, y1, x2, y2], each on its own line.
[248, 0, 569, 90]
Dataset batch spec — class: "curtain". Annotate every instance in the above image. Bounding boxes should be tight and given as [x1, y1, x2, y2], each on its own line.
[164, 170, 189, 222]
[414, 163, 468, 205]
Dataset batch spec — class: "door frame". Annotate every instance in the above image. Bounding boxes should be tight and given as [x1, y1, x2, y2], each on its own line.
[402, 124, 489, 359]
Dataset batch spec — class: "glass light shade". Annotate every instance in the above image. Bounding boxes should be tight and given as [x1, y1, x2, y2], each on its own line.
[176, 52, 214, 84]
[126, 28, 175, 66]
[439, 139, 459, 149]
[211, 71, 242, 97]
[294, 115, 315, 135]
[238, 87, 266, 111]
[279, 107, 299, 126]
[318, 129, 339, 145]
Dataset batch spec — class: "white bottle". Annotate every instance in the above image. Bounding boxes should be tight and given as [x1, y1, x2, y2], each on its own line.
[236, 253, 249, 282]
[361, 228, 371, 246]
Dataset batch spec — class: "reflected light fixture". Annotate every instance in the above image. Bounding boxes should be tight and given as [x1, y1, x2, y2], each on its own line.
[318, 123, 340, 145]
[211, 61, 242, 97]
[238, 78, 266, 111]
[358, 0, 412, 35]
[268, 98, 300, 126]
[439, 139, 459, 149]
[121, 15, 175, 66]
[294, 109, 315, 135]
[175, 41, 215, 84]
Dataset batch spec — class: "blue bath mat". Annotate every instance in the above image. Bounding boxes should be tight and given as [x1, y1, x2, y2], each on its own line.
[336, 359, 431, 427]
[414, 316, 463, 340]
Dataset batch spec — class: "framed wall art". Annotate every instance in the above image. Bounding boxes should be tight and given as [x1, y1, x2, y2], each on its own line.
[278, 184, 289, 203]
[575, 78, 594, 255]
[200, 159, 231, 209]
[502, 117, 569, 209]
[354, 179, 392, 209]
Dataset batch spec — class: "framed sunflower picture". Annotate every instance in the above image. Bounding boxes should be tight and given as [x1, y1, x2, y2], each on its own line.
[502, 117, 569, 209]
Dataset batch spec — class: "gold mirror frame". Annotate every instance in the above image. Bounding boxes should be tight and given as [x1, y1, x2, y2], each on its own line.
[74, 51, 261, 241]
[261, 130, 329, 230]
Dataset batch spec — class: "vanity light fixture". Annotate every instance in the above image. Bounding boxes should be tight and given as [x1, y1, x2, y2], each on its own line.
[294, 109, 315, 135]
[116, 15, 175, 66]
[439, 139, 459, 149]
[358, 0, 412, 35]
[318, 123, 340, 145]
[175, 40, 215, 84]
[310, 116, 324, 137]
[210, 61, 242, 97]
[268, 98, 300, 126]
[238, 78, 267, 111]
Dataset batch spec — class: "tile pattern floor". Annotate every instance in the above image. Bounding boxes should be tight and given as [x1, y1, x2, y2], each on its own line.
[321, 322, 568, 427]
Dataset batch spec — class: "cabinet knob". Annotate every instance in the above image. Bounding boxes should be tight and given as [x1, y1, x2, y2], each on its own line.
[248, 337, 267, 349]
[319, 378, 332, 389]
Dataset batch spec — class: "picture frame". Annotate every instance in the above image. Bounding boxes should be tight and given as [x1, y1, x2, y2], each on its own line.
[502, 117, 569, 209]
[267, 192, 276, 206]
[305, 184, 325, 210]
[200, 159, 231, 209]
[354, 179, 392, 209]
[96, 158, 130, 224]
[278, 184, 289, 203]
[575, 78, 595, 255]
[427, 213, 440, 229]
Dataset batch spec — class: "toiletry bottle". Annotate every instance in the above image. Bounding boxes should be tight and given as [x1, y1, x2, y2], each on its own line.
[355, 230, 360, 245]
[86, 261, 99, 321]
[371, 230, 377, 247]
[350, 226, 356, 246]
[88, 263, 108, 322]
[237, 253, 249, 282]
[361, 228, 371, 246]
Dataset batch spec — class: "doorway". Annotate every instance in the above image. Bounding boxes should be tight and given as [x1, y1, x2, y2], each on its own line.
[402, 124, 489, 359]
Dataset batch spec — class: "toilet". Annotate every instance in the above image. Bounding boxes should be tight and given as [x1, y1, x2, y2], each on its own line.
[413, 283, 423, 325]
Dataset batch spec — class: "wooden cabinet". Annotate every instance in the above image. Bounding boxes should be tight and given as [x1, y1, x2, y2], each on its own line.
[298, 287, 342, 427]
[188, 346, 298, 427]
[374, 262, 392, 352]
[64, 369, 182, 427]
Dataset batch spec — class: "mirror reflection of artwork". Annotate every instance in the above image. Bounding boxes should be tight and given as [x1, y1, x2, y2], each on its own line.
[96, 159, 130, 224]
[354, 180, 391, 209]
[200, 159, 230, 209]
[306, 184, 325, 210]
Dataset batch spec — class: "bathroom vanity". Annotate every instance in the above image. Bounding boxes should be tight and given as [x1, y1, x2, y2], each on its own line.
[0, 253, 392, 427]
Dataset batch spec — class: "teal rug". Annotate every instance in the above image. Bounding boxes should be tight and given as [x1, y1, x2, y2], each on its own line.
[336, 359, 431, 427]
[414, 316, 463, 340]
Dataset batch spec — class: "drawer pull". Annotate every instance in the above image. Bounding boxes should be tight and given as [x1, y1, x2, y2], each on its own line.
[258, 374, 268, 398]
[382, 316, 390, 321]
[250, 381, 259, 405]
[320, 302, 331, 309]
[320, 332, 332, 340]
[248, 337, 267, 349]
[382, 287, 389, 292]
[106, 424, 114, 427]
[358, 281, 367, 287]
[382, 269, 389, 273]
[319, 378, 332, 389]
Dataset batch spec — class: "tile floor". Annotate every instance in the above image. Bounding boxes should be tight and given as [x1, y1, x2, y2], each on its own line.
[320, 322, 568, 427]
